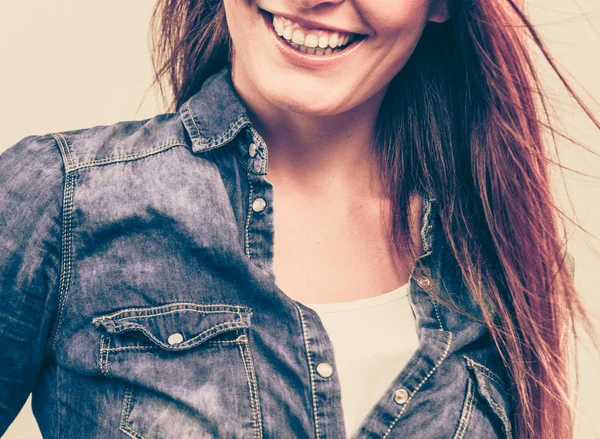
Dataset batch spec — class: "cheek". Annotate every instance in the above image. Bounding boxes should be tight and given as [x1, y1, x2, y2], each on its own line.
[223, 0, 255, 49]
[360, 0, 432, 37]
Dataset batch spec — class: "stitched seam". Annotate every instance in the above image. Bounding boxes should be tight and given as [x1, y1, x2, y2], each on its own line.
[99, 336, 111, 377]
[52, 133, 74, 170]
[477, 368, 506, 392]
[478, 373, 512, 438]
[238, 334, 264, 438]
[205, 338, 245, 346]
[382, 331, 453, 439]
[106, 345, 158, 352]
[48, 169, 76, 351]
[72, 140, 187, 171]
[114, 313, 245, 334]
[92, 303, 251, 322]
[237, 338, 254, 429]
[107, 320, 247, 350]
[296, 305, 322, 439]
[432, 300, 444, 330]
[186, 101, 202, 140]
[453, 376, 476, 439]
[195, 115, 250, 151]
[244, 334, 264, 438]
[120, 385, 147, 439]
[104, 336, 245, 353]
[108, 308, 246, 324]
[245, 177, 254, 259]
[463, 356, 507, 391]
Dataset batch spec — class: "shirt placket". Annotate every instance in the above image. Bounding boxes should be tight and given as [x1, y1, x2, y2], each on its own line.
[237, 126, 350, 438]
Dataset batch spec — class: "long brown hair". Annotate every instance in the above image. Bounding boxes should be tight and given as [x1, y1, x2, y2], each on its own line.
[149, 0, 600, 437]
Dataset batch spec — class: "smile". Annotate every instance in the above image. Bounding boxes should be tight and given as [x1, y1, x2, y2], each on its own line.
[270, 14, 363, 55]
[260, 9, 368, 66]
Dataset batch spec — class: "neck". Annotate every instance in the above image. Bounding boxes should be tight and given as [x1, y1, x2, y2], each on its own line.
[232, 70, 390, 201]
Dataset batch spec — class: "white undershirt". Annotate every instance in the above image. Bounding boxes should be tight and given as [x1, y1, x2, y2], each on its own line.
[303, 282, 419, 438]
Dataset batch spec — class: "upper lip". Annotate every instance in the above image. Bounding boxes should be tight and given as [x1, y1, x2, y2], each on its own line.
[262, 9, 368, 36]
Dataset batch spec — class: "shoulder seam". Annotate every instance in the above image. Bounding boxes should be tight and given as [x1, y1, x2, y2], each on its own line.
[45, 134, 76, 353]
[48, 133, 188, 172]
[50, 132, 74, 172]
[73, 139, 188, 171]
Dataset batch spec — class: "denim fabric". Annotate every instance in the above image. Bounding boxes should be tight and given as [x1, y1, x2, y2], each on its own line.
[1, 65, 561, 439]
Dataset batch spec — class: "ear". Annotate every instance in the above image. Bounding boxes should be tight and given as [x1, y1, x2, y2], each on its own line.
[428, 0, 450, 23]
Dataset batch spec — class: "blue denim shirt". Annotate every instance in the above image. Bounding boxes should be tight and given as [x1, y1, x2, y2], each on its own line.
[0, 65, 525, 439]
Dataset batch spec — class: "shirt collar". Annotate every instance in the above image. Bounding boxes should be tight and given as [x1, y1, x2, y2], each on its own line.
[179, 65, 253, 153]
[177, 65, 439, 247]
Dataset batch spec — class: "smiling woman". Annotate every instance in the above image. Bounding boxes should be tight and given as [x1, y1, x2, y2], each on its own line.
[1, 1, 599, 439]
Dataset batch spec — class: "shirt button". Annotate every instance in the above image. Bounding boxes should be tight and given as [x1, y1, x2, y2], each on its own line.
[316, 362, 333, 378]
[248, 142, 257, 157]
[394, 388, 409, 404]
[252, 198, 267, 213]
[167, 333, 184, 345]
[417, 276, 431, 289]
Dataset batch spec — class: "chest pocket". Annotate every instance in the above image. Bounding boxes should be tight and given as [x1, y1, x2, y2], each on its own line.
[92, 302, 263, 439]
[454, 356, 514, 439]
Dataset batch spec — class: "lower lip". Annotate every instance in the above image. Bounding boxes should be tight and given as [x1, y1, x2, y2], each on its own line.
[260, 10, 367, 69]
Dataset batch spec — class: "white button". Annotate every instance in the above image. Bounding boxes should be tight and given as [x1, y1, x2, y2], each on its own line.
[394, 388, 409, 404]
[252, 198, 267, 213]
[248, 142, 257, 157]
[167, 333, 184, 345]
[316, 362, 333, 378]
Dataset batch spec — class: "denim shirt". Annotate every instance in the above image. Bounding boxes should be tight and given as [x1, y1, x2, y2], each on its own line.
[0, 65, 530, 439]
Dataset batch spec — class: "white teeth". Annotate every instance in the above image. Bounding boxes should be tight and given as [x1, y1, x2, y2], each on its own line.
[328, 33, 338, 48]
[318, 35, 329, 48]
[282, 26, 293, 40]
[270, 14, 358, 56]
[291, 29, 305, 44]
[304, 34, 319, 48]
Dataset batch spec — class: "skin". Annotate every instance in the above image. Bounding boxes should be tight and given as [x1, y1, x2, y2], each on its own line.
[222, 0, 449, 303]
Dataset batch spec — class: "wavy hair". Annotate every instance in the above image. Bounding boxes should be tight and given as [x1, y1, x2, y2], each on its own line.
[149, 0, 600, 437]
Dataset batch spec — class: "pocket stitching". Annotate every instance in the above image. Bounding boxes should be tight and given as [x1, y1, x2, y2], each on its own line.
[111, 319, 248, 350]
[463, 356, 507, 392]
[113, 308, 248, 324]
[99, 335, 111, 377]
[237, 333, 264, 438]
[120, 384, 147, 439]
[464, 356, 513, 439]
[104, 336, 245, 353]
[117, 334, 255, 439]
[477, 375, 512, 439]
[453, 376, 476, 439]
[106, 344, 158, 353]
[92, 303, 252, 324]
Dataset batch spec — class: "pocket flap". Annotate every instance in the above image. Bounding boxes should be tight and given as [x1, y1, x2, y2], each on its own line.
[92, 303, 253, 351]
[464, 356, 513, 439]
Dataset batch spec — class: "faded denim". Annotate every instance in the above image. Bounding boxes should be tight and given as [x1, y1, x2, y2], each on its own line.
[1, 65, 569, 438]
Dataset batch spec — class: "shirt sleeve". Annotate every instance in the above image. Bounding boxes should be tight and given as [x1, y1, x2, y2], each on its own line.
[0, 134, 64, 435]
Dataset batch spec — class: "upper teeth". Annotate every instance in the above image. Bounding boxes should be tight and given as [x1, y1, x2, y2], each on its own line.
[272, 15, 353, 48]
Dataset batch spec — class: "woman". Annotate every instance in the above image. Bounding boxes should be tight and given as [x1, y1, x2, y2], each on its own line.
[0, 0, 598, 438]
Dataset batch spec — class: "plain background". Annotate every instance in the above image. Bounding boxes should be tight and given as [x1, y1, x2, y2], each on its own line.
[0, 1, 598, 438]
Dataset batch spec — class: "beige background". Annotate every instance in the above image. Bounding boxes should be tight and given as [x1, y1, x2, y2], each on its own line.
[1, 1, 598, 438]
